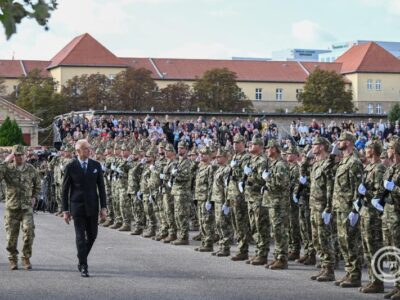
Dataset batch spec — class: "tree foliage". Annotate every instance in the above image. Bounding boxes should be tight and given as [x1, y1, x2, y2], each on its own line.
[0, 116, 24, 145]
[388, 103, 400, 123]
[0, 0, 58, 39]
[15, 68, 66, 126]
[192, 68, 253, 112]
[158, 82, 193, 111]
[298, 68, 354, 113]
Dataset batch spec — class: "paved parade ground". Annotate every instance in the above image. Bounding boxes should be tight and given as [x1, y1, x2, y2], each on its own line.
[0, 203, 390, 300]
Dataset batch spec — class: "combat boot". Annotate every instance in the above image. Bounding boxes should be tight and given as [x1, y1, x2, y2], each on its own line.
[130, 228, 143, 235]
[213, 234, 220, 243]
[171, 239, 189, 246]
[360, 281, 384, 293]
[265, 260, 277, 268]
[162, 234, 177, 243]
[197, 246, 213, 252]
[153, 233, 168, 241]
[316, 266, 335, 282]
[288, 252, 300, 261]
[216, 250, 230, 257]
[21, 258, 32, 270]
[334, 273, 350, 286]
[296, 255, 309, 264]
[8, 260, 18, 270]
[251, 256, 268, 266]
[118, 224, 131, 232]
[384, 288, 399, 299]
[310, 268, 325, 280]
[231, 253, 249, 261]
[246, 255, 256, 264]
[142, 230, 155, 238]
[109, 222, 122, 229]
[268, 259, 288, 270]
[102, 220, 113, 227]
[303, 253, 316, 265]
[390, 290, 400, 300]
[340, 277, 361, 288]
[192, 233, 202, 241]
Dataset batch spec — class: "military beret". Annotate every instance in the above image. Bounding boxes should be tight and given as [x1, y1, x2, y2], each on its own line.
[233, 134, 245, 143]
[199, 147, 211, 155]
[338, 132, 356, 143]
[250, 136, 264, 146]
[12, 144, 25, 155]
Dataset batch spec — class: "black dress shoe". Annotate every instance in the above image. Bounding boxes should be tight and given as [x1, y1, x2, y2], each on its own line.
[81, 264, 89, 278]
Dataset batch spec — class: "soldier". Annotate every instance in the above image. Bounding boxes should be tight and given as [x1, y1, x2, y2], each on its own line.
[374, 138, 400, 300]
[171, 141, 192, 246]
[380, 150, 391, 168]
[188, 148, 200, 235]
[50, 146, 64, 216]
[212, 148, 233, 257]
[308, 136, 336, 282]
[94, 147, 107, 224]
[357, 140, 385, 293]
[109, 143, 123, 229]
[244, 136, 270, 266]
[1, 145, 41, 270]
[263, 139, 290, 270]
[102, 143, 115, 227]
[286, 146, 302, 261]
[229, 134, 251, 261]
[333, 132, 364, 288]
[160, 144, 177, 243]
[194, 147, 215, 252]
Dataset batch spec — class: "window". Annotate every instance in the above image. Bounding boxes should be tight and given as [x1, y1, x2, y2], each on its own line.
[367, 103, 373, 114]
[296, 89, 302, 100]
[255, 88, 262, 101]
[367, 79, 373, 90]
[109, 74, 116, 80]
[376, 79, 381, 91]
[237, 88, 245, 100]
[376, 104, 382, 114]
[276, 88, 283, 101]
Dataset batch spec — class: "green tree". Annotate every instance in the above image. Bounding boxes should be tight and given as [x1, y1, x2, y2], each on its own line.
[0, 0, 57, 39]
[388, 103, 400, 123]
[110, 67, 157, 110]
[298, 68, 353, 113]
[158, 82, 193, 111]
[15, 68, 66, 126]
[192, 68, 253, 112]
[0, 116, 24, 145]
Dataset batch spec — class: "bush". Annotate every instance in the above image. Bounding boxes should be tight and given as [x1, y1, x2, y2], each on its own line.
[0, 117, 25, 146]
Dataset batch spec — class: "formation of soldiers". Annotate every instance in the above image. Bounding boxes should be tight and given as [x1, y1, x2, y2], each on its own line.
[45, 131, 400, 299]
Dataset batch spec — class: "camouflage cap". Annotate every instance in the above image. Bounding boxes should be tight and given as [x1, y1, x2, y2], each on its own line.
[265, 139, 281, 150]
[365, 140, 383, 155]
[114, 143, 121, 150]
[312, 136, 330, 147]
[250, 136, 264, 146]
[302, 143, 312, 154]
[177, 141, 188, 149]
[388, 138, 400, 155]
[380, 150, 388, 159]
[165, 144, 175, 152]
[216, 148, 228, 157]
[12, 144, 25, 155]
[65, 144, 75, 153]
[106, 142, 113, 149]
[60, 145, 66, 151]
[158, 141, 166, 149]
[121, 143, 129, 151]
[338, 132, 356, 143]
[199, 147, 211, 155]
[132, 148, 141, 155]
[286, 146, 300, 155]
[188, 148, 197, 156]
[233, 134, 245, 143]
[95, 147, 104, 155]
[145, 149, 157, 157]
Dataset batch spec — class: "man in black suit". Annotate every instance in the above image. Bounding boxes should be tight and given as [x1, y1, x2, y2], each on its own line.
[62, 139, 107, 277]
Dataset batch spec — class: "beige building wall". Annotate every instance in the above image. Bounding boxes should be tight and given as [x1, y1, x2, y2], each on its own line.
[1, 78, 20, 96]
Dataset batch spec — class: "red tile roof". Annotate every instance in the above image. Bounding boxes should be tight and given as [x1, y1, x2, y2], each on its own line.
[336, 42, 400, 74]
[299, 61, 343, 74]
[47, 33, 127, 69]
[0, 60, 24, 78]
[118, 57, 159, 78]
[22, 60, 51, 77]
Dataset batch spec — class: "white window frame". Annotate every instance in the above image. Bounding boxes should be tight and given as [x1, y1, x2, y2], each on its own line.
[376, 104, 382, 114]
[255, 88, 262, 101]
[276, 88, 283, 101]
[296, 89, 302, 100]
[376, 79, 381, 91]
[367, 79, 373, 90]
[367, 103, 374, 114]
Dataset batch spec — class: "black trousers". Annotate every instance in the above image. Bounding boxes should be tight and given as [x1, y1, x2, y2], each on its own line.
[73, 215, 98, 265]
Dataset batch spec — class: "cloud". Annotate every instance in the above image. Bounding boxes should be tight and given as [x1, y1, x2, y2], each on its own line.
[208, 9, 238, 17]
[388, 0, 400, 14]
[291, 20, 335, 44]
[355, 0, 400, 15]
[158, 42, 240, 59]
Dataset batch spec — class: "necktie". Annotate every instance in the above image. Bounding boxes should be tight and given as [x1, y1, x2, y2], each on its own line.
[82, 162, 87, 174]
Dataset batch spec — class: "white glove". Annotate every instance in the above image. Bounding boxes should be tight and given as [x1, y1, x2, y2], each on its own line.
[244, 165, 252, 175]
[384, 180, 395, 191]
[292, 193, 299, 204]
[205, 201, 212, 211]
[136, 191, 142, 201]
[222, 204, 230, 215]
[358, 184, 366, 195]
[238, 182, 244, 193]
[167, 180, 172, 188]
[111, 164, 116, 171]
[160, 173, 165, 180]
[224, 178, 228, 187]
[171, 168, 177, 176]
[372, 198, 384, 212]
[330, 143, 341, 156]
[348, 211, 359, 227]
[299, 176, 307, 185]
[116, 167, 122, 174]
[322, 211, 331, 225]
[306, 150, 314, 159]
[230, 160, 237, 168]
[262, 170, 270, 180]
[101, 164, 106, 172]
[149, 165, 156, 172]
[149, 195, 154, 204]
[140, 158, 146, 164]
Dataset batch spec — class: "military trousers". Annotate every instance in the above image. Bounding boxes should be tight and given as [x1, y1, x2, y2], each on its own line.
[230, 196, 250, 255]
[214, 202, 234, 252]
[248, 201, 270, 258]
[198, 200, 215, 248]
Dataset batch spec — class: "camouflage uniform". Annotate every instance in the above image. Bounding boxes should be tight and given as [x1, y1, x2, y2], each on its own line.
[102, 145, 115, 226]
[333, 133, 364, 283]
[140, 151, 157, 236]
[0, 145, 41, 265]
[263, 140, 290, 265]
[189, 150, 200, 231]
[110, 145, 123, 227]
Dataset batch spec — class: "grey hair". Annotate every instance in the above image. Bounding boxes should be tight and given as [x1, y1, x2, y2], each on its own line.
[75, 139, 90, 150]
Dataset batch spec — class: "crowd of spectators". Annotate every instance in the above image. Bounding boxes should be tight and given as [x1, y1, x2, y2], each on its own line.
[54, 113, 399, 151]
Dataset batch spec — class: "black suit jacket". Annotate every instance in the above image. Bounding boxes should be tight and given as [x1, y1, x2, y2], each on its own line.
[62, 158, 107, 217]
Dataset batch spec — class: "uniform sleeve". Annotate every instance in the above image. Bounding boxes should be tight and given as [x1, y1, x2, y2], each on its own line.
[207, 165, 215, 202]
[174, 160, 191, 182]
[349, 160, 364, 203]
[32, 167, 41, 200]
[324, 160, 335, 211]
[271, 161, 289, 190]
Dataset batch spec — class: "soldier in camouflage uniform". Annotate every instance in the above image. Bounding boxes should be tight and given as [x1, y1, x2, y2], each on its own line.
[357, 140, 385, 293]
[286, 146, 302, 261]
[188, 149, 200, 235]
[333, 132, 364, 288]
[102, 143, 115, 227]
[1, 145, 41, 270]
[263, 139, 290, 270]
[160, 144, 178, 243]
[194, 147, 215, 252]
[228, 134, 251, 261]
[109, 143, 123, 229]
[244, 136, 270, 266]
[212, 148, 234, 257]
[128, 148, 146, 235]
[94, 147, 107, 224]
[171, 141, 192, 246]
[50, 146, 64, 216]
